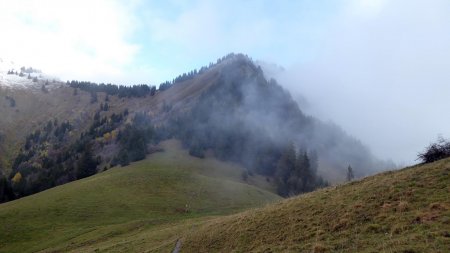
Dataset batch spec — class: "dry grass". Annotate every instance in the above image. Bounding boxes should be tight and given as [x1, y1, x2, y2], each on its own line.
[181, 159, 450, 252]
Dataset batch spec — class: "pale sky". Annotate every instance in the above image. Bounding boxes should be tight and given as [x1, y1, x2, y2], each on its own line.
[1, 0, 449, 165]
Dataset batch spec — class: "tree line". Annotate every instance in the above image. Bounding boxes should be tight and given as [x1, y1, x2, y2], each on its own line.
[68, 53, 249, 95]
[68, 81, 156, 98]
[159, 53, 250, 91]
[0, 105, 167, 203]
[1, 107, 120, 200]
[275, 143, 328, 196]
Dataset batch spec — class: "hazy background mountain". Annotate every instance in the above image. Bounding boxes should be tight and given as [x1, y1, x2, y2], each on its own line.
[0, 54, 394, 202]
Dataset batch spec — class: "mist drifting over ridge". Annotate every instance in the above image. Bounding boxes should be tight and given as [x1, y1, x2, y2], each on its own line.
[257, 0, 450, 166]
[165, 55, 394, 185]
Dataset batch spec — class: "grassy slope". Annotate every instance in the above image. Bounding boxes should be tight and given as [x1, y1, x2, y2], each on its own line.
[0, 140, 280, 253]
[181, 159, 450, 253]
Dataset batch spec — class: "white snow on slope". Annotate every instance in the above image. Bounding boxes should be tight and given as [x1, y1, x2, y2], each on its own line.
[0, 57, 60, 91]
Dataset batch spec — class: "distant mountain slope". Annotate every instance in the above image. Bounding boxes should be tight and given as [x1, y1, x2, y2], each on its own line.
[0, 140, 280, 253]
[1, 53, 390, 202]
[166, 54, 391, 182]
[181, 158, 450, 252]
[0, 56, 223, 173]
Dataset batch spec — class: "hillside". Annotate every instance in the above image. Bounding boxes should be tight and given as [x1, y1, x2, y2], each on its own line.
[181, 158, 450, 252]
[1, 53, 390, 202]
[0, 140, 280, 253]
[0, 60, 220, 172]
[0, 54, 448, 253]
[1, 143, 446, 253]
[0, 58, 225, 201]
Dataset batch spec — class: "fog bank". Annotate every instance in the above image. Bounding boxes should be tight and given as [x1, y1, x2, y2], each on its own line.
[267, 0, 450, 165]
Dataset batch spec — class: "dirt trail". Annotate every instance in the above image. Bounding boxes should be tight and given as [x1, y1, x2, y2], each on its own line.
[172, 239, 182, 253]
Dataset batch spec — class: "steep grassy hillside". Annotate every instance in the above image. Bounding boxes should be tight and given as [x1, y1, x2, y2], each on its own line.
[0, 64, 220, 172]
[181, 159, 450, 252]
[0, 140, 280, 253]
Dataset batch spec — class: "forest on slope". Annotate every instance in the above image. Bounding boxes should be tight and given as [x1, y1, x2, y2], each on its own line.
[0, 54, 391, 202]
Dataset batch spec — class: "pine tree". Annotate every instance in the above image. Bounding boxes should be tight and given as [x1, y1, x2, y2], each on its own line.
[0, 176, 15, 202]
[275, 143, 296, 196]
[298, 151, 313, 192]
[90, 92, 98, 103]
[309, 150, 318, 175]
[76, 145, 98, 179]
[118, 150, 129, 166]
[347, 165, 354, 181]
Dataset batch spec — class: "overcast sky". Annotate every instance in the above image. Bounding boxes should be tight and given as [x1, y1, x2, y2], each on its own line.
[0, 0, 449, 165]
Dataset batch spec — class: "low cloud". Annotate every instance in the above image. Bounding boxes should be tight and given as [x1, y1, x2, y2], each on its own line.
[273, 0, 450, 164]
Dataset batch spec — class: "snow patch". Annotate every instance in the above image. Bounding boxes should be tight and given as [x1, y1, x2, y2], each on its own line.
[0, 57, 60, 91]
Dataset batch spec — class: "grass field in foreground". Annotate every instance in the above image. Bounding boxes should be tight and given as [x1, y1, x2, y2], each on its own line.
[3, 140, 448, 253]
[0, 140, 281, 253]
[181, 158, 450, 252]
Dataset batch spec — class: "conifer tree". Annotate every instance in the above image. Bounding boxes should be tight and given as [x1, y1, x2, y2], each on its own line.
[76, 145, 98, 179]
[347, 165, 354, 181]
[275, 143, 296, 196]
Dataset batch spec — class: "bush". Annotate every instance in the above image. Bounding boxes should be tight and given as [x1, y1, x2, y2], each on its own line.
[189, 145, 205, 158]
[241, 170, 249, 181]
[417, 136, 450, 163]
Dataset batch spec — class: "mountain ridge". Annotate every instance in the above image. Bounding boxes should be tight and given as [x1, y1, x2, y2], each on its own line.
[1, 53, 390, 202]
